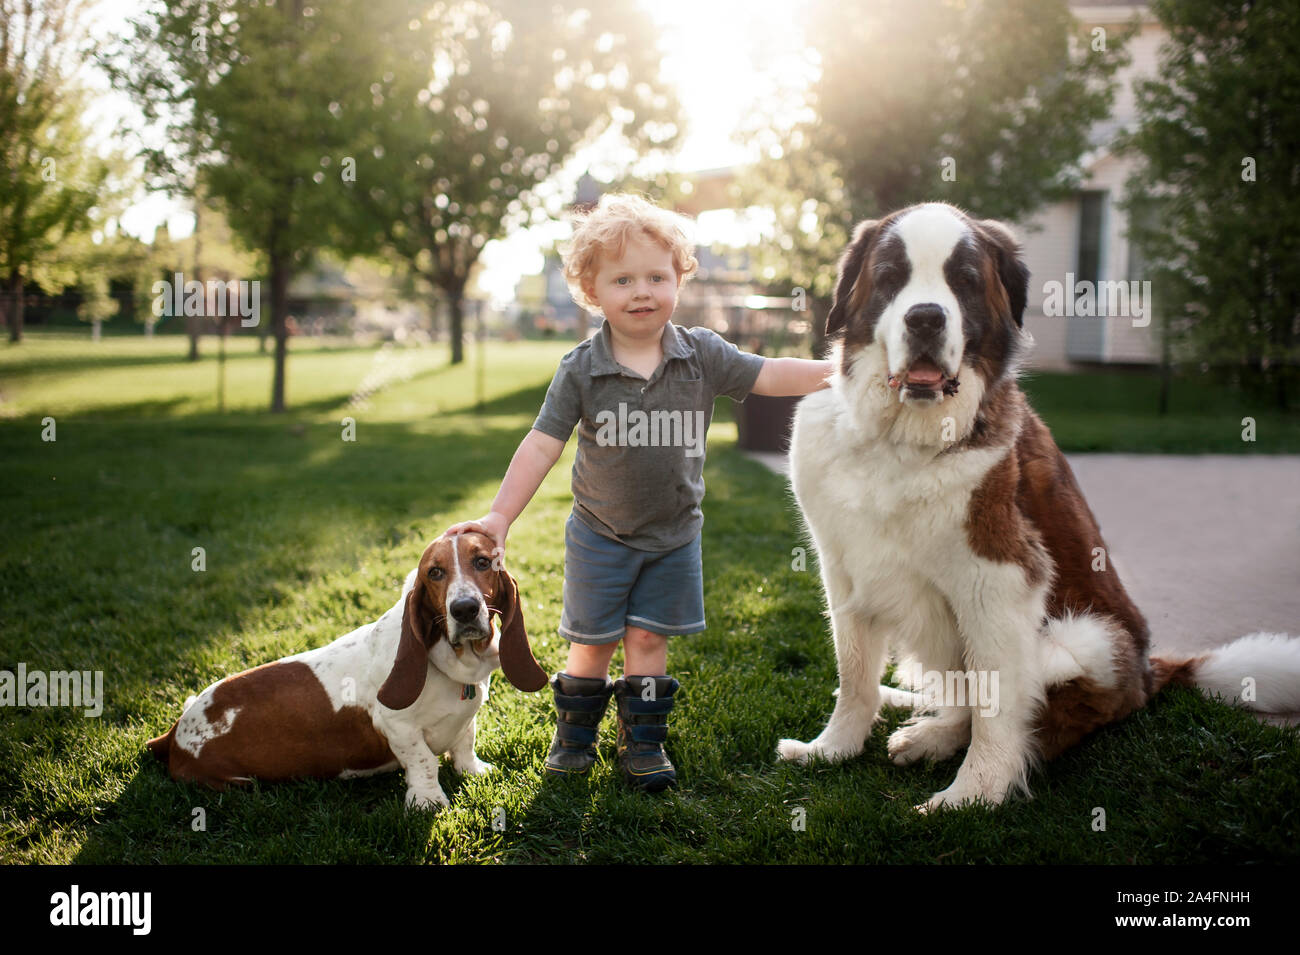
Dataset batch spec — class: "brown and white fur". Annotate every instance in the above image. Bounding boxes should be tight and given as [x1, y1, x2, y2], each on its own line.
[776, 202, 1300, 811]
[146, 532, 547, 809]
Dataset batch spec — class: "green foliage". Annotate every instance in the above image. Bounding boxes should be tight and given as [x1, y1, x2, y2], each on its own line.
[810, 0, 1125, 220]
[1122, 0, 1300, 409]
[738, 0, 1128, 349]
[337, 1, 683, 363]
[106, 0, 403, 263]
[104, 0, 419, 408]
[0, 0, 121, 338]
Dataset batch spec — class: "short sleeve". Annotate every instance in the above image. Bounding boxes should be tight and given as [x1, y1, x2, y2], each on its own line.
[688, 327, 766, 401]
[531, 354, 584, 441]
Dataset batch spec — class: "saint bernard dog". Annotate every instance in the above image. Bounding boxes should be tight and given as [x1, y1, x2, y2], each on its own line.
[776, 202, 1300, 812]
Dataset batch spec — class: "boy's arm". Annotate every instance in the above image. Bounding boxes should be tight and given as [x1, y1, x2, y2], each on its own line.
[750, 357, 834, 397]
[443, 428, 566, 549]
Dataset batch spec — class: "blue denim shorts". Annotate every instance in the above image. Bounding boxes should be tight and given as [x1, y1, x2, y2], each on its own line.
[559, 514, 706, 645]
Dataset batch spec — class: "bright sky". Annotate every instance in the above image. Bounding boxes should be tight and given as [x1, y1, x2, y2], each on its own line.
[83, 0, 816, 304]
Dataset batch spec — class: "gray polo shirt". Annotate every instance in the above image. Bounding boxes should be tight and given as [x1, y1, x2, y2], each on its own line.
[532, 319, 766, 552]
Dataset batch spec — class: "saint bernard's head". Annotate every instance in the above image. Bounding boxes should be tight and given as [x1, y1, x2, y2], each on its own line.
[826, 202, 1030, 411]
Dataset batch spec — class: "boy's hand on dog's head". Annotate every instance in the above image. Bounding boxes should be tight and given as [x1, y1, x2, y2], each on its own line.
[444, 512, 510, 553]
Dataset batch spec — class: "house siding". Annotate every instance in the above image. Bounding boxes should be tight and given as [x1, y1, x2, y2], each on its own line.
[1016, 6, 1166, 368]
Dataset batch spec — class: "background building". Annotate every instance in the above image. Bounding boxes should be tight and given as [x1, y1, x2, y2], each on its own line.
[1018, 1, 1163, 369]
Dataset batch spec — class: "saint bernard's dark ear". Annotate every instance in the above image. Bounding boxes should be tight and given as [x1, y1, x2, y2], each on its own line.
[378, 583, 440, 710]
[825, 219, 880, 339]
[977, 219, 1030, 329]
[492, 564, 547, 692]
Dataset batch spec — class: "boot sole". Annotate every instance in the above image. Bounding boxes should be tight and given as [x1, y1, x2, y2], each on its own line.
[622, 768, 677, 792]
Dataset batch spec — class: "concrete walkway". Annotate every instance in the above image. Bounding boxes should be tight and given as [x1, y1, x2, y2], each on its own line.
[746, 450, 1300, 721]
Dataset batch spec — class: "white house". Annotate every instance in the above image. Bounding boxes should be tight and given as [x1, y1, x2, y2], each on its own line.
[1018, 1, 1166, 369]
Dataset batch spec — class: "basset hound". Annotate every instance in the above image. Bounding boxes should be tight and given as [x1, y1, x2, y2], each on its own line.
[146, 532, 547, 809]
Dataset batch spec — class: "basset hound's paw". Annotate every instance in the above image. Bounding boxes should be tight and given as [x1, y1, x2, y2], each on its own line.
[456, 756, 494, 776]
[405, 785, 451, 811]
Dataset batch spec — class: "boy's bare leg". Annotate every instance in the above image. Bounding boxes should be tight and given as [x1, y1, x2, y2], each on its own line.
[565, 639, 620, 679]
[623, 626, 668, 676]
[562, 627, 667, 678]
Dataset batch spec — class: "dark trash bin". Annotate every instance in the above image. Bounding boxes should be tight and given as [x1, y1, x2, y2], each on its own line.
[735, 393, 801, 453]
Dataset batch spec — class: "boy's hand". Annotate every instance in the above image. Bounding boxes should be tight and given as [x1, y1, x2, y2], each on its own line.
[444, 511, 510, 552]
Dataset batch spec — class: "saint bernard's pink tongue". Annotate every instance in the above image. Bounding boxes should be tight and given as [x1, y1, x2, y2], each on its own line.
[905, 359, 945, 386]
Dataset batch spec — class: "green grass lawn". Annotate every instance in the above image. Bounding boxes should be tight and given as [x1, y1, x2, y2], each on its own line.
[1020, 367, 1300, 453]
[1, 329, 1297, 864]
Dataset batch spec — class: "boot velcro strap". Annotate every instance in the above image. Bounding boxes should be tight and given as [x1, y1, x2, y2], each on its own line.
[556, 722, 599, 744]
[627, 723, 668, 744]
[555, 692, 612, 712]
[623, 696, 674, 715]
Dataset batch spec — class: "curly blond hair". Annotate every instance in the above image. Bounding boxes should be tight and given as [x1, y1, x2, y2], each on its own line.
[561, 193, 699, 314]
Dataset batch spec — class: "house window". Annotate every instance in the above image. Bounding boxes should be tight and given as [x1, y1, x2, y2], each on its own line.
[1077, 191, 1105, 285]
[1066, 191, 1108, 361]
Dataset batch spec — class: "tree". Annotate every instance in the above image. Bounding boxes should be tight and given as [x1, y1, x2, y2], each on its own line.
[106, 0, 413, 411]
[0, 0, 114, 342]
[738, 0, 1126, 354]
[732, 126, 855, 359]
[1123, 0, 1300, 410]
[338, 0, 682, 364]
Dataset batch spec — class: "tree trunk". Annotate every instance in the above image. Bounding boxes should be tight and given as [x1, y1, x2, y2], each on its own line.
[5, 270, 24, 343]
[270, 253, 291, 413]
[448, 287, 465, 365]
[217, 317, 229, 413]
[1157, 310, 1171, 416]
[188, 200, 203, 361]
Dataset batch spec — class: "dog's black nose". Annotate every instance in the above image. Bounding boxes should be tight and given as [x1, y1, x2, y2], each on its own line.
[903, 303, 947, 360]
[904, 304, 946, 337]
[450, 596, 481, 622]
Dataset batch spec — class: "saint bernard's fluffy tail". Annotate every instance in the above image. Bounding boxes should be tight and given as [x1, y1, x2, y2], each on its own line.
[1151, 632, 1300, 713]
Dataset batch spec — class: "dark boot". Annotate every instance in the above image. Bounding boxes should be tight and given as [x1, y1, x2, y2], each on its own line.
[544, 672, 614, 776]
[613, 675, 680, 792]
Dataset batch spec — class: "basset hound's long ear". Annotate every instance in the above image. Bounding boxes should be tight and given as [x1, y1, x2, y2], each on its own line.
[977, 218, 1030, 329]
[492, 566, 547, 692]
[378, 584, 438, 710]
[825, 218, 880, 339]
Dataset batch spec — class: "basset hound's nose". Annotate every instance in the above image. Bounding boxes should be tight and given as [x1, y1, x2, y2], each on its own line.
[450, 596, 482, 623]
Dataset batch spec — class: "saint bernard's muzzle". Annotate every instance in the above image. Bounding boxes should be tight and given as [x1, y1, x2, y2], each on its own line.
[825, 202, 1030, 404]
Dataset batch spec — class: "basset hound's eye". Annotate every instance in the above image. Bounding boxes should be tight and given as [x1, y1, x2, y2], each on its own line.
[472, 555, 492, 572]
[427, 566, 446, 581]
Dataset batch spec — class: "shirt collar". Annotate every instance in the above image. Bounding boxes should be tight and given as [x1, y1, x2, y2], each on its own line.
[589, 318, 691, 377]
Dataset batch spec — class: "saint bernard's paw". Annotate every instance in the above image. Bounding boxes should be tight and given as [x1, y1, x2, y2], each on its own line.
[887, 716, 969, 766]
[776, 736, 862, 765]
[914, 779, 1007, 814]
